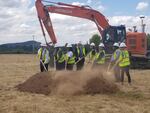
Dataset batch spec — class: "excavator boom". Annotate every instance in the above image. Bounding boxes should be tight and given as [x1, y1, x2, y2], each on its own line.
[35, 0, 109, 44]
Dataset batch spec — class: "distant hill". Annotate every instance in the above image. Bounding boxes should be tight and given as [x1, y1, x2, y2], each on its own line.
[0, 41, 41, 54]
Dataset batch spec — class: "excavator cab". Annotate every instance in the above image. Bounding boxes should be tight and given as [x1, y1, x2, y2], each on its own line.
[103, 25, 126, 54]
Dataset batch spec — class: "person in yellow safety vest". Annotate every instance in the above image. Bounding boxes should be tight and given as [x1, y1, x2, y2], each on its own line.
[38, 43, 50, 72]
[54, 47, 66, 70]
[88, 43, 96, 63]
[76, 41, 86, 70]
[110, 42, 121, 81]
[66, 45, 76, 70]
[93, 43, 105, 68]
[118, 42, 131, 85]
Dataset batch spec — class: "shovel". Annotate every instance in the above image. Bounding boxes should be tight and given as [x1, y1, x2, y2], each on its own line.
[40, 59, 48, 71]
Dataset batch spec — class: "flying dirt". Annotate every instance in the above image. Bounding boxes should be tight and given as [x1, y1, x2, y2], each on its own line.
[16, 68, 119, 95]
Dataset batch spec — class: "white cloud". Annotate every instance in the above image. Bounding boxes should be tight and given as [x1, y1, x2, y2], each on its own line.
[51, 14, 71, 20]
[50, 16, 99, 44]
[20, 24, 30, 28]
[136, 2, 149, 11]
[109, 16, 150, 33]
[0, 0, 150, 45]
[72, 2, 85, 6]
[0, 0, 40, 44]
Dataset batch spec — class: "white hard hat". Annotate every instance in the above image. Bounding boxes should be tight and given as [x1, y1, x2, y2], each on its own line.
[99, 43, 105, 47]
[79, 41, 82, 44]
[40, 43, 46, 47]
[90, 43, 95, 46]
[67, 44, 72, 47]
[113, 42, 119, 47]
[67, 51, 73, 57]
[54, 43, 59, 47]
[119, 42, 127, 48]
[55, 43, 64, 47]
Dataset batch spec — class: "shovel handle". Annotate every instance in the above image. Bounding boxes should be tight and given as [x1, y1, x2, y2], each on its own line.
[40, 60, 48, 71]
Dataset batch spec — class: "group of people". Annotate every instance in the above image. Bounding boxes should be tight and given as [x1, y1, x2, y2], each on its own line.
[37, 41, 131, 85]
[37, 42, 87, 71]
[54, 42, 86, 71]
[110, 42, 131, 85]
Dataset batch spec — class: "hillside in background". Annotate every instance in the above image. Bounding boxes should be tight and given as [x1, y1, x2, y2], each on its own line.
[0, 41, 41, 54]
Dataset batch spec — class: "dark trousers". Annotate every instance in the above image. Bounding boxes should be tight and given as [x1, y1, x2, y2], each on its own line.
[56, 61, 65, 70]
[120, 66, 131, 83]
[114, 65, 121, 82]
[40, 61, 48, 72]
[76, 58, 85, 70]
[66, 64, 74, 70]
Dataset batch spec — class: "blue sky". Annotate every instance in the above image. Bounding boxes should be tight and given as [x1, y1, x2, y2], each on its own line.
[30, 0, 150, 16]
[102, 0, 150, 16]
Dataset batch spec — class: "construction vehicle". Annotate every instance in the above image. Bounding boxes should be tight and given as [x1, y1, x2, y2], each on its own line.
[35, 0, 126, 52]
[35, 0, 150, 68]
[127, 29, 150, 68]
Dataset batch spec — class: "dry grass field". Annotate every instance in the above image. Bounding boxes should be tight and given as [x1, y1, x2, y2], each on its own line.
[0, 54, 150, 113]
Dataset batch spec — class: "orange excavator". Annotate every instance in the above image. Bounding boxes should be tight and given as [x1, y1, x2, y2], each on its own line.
[35, 0, 150, 68]
[126, 29, 150, 68]
[35, 0, 126, 53]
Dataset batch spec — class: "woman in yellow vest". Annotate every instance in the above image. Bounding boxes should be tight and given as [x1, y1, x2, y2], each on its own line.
[118, 42, 131, 85]
[88, 43, 96, 63]
[110, 42, 121, 82]
[38, 44, 50, 72]
[66, 45, 76, 70]
[93, 43, 105, 68]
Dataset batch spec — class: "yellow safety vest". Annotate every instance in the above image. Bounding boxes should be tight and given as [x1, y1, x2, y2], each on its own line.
[113, 49, 121, 60]
[66, 55, 75, 64]
[38, 48, 49, 63]
[77, 47, 86, 56]
[89, 50, 96, 61]
[95, 50, 105, 64]
[55, 49, 65, 63]
[119, 50, 130, 67]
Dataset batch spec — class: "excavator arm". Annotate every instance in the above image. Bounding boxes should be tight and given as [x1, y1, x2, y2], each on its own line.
[35, 0, 110, 44]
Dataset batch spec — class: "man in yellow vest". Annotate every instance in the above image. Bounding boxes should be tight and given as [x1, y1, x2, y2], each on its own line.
[110, 42, 121, 81]
[38, 43, 50, 72]
[54, 45, 66, 71]
[89, 43, 96, 63]
[76, 41, 86, 70]
[118, 42, 131, 85]
[93, 43, 105, 68]
[66, 44, 76, 70]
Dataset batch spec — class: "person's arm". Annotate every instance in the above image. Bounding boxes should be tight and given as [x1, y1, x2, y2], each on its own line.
[37, 48, 41, 59]
[110, 54, 115, 62]
[115, 50, 120, 60]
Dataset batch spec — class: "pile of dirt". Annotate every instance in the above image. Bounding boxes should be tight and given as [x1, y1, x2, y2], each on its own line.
[16, 72, 55, 95]
[16, 69, 119, 95]
[83, 76, 118, 94]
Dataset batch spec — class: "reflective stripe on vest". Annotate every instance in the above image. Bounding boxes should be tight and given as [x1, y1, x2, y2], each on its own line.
[119, 50, 130, 67]
[38, 48, 42, 59]
[57, 54, 65, 63]
[95, 50, 105, 64]
[67, 56, 75, 64]
[38, 48, 46, 61]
